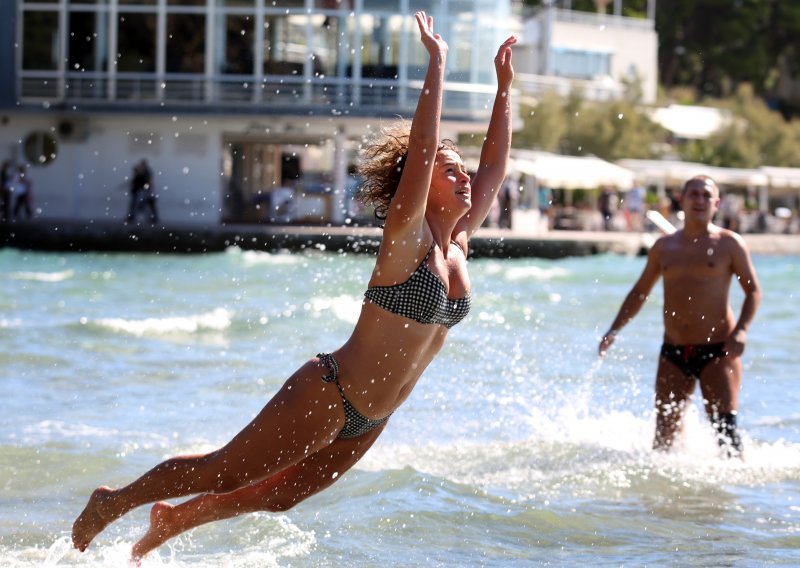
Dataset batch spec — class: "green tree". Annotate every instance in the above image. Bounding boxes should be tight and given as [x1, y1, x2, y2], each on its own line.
[678, 84, 800, 167]
[564, 98, 666, 160]
[515, 88, 666, 161]
[513, 90, 568, 152]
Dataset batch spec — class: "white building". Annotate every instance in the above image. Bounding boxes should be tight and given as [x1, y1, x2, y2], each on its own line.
[1, 0, 514, 226]
[514, 1, 658, 105]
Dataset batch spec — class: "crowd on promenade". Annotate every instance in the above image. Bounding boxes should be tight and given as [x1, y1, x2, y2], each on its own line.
[484, 179, 800, 235]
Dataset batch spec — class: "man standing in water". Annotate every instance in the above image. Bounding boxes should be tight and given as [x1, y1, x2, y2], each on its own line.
[598, 175, 761, 457]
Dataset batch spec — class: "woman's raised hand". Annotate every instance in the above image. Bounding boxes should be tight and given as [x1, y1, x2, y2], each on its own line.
[494, 36, 517, 89]
[415, 11, 448, 59]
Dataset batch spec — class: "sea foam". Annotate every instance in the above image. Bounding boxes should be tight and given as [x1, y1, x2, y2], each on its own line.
[10, 269, 75, 282]
[95, 308, 232, 336]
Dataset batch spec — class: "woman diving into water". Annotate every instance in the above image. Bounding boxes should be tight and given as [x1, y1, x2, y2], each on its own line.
[71, 12, 516, 560]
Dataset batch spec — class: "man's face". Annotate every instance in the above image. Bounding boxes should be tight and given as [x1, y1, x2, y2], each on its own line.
[680, 178, 720, 222]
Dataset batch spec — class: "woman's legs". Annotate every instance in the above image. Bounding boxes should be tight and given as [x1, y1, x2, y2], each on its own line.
[132, 422, 386, 559]
[72, 358, 346, 552]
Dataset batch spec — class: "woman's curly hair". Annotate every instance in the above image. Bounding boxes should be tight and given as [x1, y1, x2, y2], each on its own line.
[355, 121, 460, 220]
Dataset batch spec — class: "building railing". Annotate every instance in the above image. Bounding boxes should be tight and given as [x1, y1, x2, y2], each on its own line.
[514, 72, 623, 102]
[17, 71, 499, 117]
[552, 7, 654, 30]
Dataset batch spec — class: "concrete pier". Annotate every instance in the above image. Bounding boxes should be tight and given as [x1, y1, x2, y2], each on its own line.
[1, 219, 797, 258]
[0, 219, 654, 258]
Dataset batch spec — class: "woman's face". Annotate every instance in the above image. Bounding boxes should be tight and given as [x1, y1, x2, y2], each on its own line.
[428, 149, 471, 215]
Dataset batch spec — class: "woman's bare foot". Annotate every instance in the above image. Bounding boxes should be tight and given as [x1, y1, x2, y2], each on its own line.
[71, 486, 119, 552]
[132, 502, 177, 561]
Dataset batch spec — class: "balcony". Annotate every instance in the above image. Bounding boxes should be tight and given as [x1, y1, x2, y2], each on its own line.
[17, 70, 498, 119]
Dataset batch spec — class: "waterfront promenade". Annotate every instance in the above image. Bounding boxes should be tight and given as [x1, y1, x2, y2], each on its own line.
[1, 218, 798, 258]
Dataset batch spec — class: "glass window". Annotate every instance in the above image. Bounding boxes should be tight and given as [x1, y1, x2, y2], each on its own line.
[68, 11, 109, 72]
[166, 14, 206, 73]
[312, 0, 353, 8]
[263, 14, 307, 76]
[215, 0, 254, 5]
[266, 0, 305, 7]
[358, 14, 402, 79]
[22, 11, 59, 71]
[471, 14, 497, 83]
[167, 0, 205, 6]
[448, 4, 476, 83]
[219, 15, 254, 75]
[117, 13, 156, 72]
[363, 0, 399, 10]
[409, 0, 435, 11]
[552, 48, 611, 79]
[118, 0, 156, 5]
[405, 12, 428, 80]
[308, 14, 351, 78]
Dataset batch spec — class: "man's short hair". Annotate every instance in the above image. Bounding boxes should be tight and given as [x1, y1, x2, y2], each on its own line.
[682, 175, 718, 195]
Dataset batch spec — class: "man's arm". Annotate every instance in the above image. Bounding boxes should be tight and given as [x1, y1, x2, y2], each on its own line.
[598, 244, 663, 356]
[726, 232, 761, 356]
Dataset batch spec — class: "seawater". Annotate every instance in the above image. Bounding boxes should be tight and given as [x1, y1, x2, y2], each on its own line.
[1, 246, 799, 567]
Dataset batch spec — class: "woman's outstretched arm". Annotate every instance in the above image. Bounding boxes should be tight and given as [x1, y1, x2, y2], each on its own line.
[461, 36, 516, 236]
[381, 11, 448, 243]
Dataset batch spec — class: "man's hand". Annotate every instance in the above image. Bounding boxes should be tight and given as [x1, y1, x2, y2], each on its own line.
[725, 329, 747, 358]
[599, 330, 617, 357]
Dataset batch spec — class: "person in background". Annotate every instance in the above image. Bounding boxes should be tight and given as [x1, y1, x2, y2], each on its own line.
[598, 175, 760, 458]
[719, 192, 742, 233]
[72, 13, 516, 561]
[497, 175, 518, 229]
[0, 160, 13, 222]
[624, 183, 645, 231]
[11, 164, 33, 220]
[126, 159, 158, 223]
[538, 185, 553, 230]
[598, 186, 616, 230]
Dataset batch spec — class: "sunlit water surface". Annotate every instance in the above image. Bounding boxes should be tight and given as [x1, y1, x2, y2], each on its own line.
[1, 247, 799, 567]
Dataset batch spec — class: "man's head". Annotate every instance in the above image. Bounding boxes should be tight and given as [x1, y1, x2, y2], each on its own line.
[680, 175, 720, 224]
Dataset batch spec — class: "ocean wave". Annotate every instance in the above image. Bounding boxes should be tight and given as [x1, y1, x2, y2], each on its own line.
[9, 269, 75, 282]
[305, 295, 362, 324]
[225, 246, 301, 266]
[13, 420, 174, 451]
[504, 265, 571, 281]
[481, 261, 571, 282]
[95, 308, 232, 336]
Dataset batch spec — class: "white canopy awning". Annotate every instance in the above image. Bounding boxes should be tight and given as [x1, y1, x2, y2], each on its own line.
[761, 166, 800, 192]
[616, 159, 769, 188]
[511, 151, 635, 190]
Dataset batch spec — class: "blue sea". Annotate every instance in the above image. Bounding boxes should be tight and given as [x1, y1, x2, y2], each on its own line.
[1, 246, 799, 567]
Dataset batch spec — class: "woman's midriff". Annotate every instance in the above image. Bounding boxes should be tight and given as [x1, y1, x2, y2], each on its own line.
[328, 302, 448, 419]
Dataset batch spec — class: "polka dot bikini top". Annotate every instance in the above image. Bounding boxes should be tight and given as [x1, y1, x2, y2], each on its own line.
[364, 242, 471, 329]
